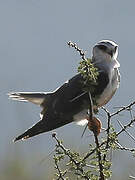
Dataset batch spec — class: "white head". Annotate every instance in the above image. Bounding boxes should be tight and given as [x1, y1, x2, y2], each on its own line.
[92, 40, 119, 67]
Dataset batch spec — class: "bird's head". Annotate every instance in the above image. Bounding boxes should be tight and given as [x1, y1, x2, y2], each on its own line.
[92, 40, 119, 66]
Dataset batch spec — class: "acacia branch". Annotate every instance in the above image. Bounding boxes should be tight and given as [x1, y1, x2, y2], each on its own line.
[88, 93, 105, 180]
[54, 157, 67, 180]
[68, 41, 105, 179]
[52, 133, 90, 180]
[67, 41, 86, 61]
[117, 117, 135, 138]
[116, 142, 135, 153]
[102, 107, 111, 161]
[110, 101, 135, 117]
[52, 41, 135, 180]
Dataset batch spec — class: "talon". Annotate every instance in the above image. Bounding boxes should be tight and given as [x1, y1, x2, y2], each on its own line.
[87, 117, 102, 136]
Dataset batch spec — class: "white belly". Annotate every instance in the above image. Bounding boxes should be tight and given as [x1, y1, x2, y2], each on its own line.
[73, 109, 88, 126]
[96, 68, 120, 107]
[73, 68, 120, 125]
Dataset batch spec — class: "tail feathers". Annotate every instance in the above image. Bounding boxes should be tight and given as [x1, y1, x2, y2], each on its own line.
[13, 120, 45, 142]
[8, 92, 48, 105]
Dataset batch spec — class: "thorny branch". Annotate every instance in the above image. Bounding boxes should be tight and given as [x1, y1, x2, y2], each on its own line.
[52, 133, 90, 180]
[116, 142, 135, 153]
[54, 157, 67, 180]
[88, 92, 104, 180]
[110, 101, 135, 117]
[102, 107, 111, 161]
[53, 101, 135, 179]
[67, 41, 86, 61]
[117, 117, 135, 137]
[68, 41, 105, 179]
[117, 119, 135, 141]
[52, 41, 135, 179]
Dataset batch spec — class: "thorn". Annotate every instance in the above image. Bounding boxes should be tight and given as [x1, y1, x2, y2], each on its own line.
[81, 124, 88, 138]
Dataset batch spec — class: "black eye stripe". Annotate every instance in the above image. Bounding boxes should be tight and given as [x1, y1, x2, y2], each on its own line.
[97, 45, 107, 51]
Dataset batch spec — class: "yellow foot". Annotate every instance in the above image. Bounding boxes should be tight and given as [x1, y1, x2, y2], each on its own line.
[87, 116, 102, 136]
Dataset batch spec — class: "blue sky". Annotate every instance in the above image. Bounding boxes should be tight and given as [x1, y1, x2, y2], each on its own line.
[1, 0, 135, 179]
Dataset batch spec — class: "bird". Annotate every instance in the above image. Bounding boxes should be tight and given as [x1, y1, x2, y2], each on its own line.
[8, 40, 120, 142]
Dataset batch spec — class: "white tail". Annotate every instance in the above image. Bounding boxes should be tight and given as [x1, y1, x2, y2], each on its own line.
[8, 92, 47, 105]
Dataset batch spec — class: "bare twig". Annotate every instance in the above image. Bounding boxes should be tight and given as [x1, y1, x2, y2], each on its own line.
[110, 101, 135, 117]
[117, 119, 135, 142]
[67, 41, 86, 61]
[117, 117, 135, 137]
[116, 142, 135, 153]
[102, 107, 112, 161]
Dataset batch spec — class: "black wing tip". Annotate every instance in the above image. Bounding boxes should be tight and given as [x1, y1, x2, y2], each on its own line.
[13, 136, 22, 143]
[13, 137, 18, 143]
[13, 135, 30, 143]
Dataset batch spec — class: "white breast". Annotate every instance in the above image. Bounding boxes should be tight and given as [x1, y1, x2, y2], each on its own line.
[73, 68, 120, 126]
[73, 78, 118, 126]
[96, 68, 120, 107]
